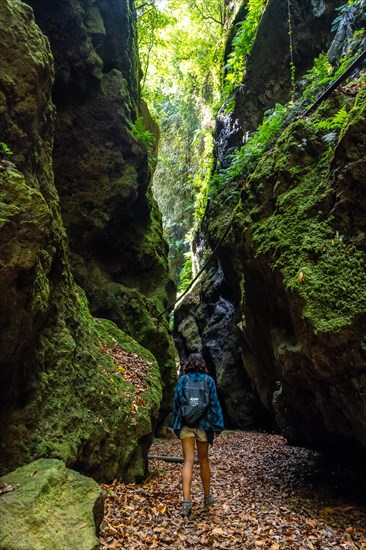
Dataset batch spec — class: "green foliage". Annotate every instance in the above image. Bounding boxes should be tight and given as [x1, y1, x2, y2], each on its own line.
[130, 117, 156, 168]
[301, 0, 364, 106]
[136, 0, 171, 89]
[332, 0, 362, 33]
[301, 54, 334, 102]
[223, 0, 268, 100]
[317, 106, 349, 131]
[209, 103, 286, 194]
[138, 0, 239, 285]
[0, 142, 13, 155]
[178, 255, 193, 295]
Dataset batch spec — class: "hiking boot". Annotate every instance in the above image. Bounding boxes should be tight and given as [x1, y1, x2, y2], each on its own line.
[180, 499, 192, 517]
[203, 493, 215, 508]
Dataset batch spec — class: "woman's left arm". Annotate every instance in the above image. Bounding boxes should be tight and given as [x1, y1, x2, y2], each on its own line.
[208, 377, 224, 433]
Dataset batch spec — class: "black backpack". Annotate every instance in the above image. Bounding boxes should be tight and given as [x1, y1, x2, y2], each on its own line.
[180, 375, 209, 428]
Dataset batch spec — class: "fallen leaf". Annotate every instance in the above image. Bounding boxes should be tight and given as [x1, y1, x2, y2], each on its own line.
[99, 432, 366, 549]
[212, 527, 225, 535]
[155, 503, 167, 514]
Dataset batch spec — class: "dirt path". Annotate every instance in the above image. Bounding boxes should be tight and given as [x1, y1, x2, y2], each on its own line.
[100, 431, 366, 549]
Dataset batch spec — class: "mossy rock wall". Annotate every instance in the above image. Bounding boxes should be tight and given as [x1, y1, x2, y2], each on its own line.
[26, 0, 176, 411]
[176, 0, 366, 450]
[183, 86, 366, 450]
[216, 0, 344, 166]
[0, 0, 173, 481]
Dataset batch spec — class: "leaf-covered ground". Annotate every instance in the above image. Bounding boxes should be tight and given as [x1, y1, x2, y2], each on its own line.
[100, 431, 366, 549]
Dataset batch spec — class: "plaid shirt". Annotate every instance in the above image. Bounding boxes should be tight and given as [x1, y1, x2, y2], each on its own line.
[173, 372, 224, 435]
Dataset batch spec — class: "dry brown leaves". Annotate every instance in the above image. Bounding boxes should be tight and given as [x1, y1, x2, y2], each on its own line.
[100, 431, 366, 549]
[99, 338, 152, 421]
[100, 338, 151, 392]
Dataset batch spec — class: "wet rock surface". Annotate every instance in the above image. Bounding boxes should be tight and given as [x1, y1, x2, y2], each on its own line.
[174, 261, 268, 429]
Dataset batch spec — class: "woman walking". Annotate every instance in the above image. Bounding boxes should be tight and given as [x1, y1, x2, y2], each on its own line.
[173, 352, 224, 517]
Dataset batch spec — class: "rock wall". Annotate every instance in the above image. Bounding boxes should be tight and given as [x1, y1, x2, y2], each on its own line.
[174, 259, 270, 428]
[26, 0, 176, 412]
[0, 0, 175, 481]
[175, 0, 366, 449]
[216, 0, 344, 167]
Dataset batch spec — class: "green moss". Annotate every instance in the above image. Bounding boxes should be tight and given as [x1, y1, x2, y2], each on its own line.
[234, 91, 366, 334]
[95, 317, 163, 415]
[0, 285, 164, 481]
[0, 459, 102, 550]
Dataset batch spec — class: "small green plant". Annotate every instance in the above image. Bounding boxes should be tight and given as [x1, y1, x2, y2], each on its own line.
[301, 54, 334, 102]
[0, 142, 13, 156]
[287, 0, 296, 102]
[223, 0, 268, 100]
[317, 106, 349, 131]
[209, 103, 286, 195]
[130, 117, 156, 168]
[317, 106, 349, 160]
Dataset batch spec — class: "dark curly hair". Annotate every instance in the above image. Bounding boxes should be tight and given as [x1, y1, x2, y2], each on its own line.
[182, 352, 207, 374]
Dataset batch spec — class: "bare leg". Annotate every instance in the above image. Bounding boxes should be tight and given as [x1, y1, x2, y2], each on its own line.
[197, 440, 210, 496]
[181, 437, 195, 500]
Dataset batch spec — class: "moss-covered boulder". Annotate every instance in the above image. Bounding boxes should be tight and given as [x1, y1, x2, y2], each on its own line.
[0, 459, 104, 550]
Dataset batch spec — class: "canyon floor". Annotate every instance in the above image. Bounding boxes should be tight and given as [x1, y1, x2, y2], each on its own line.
[100, 430, 366, 549]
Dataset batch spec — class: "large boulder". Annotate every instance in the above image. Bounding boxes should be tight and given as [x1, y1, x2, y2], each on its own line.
[0, 459, 103, 550]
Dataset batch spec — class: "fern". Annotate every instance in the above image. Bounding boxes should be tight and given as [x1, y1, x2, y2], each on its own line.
[317, 106, 349, 131]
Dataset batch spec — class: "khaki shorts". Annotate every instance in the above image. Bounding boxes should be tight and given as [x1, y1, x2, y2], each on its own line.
[180, 426, 207, 442]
